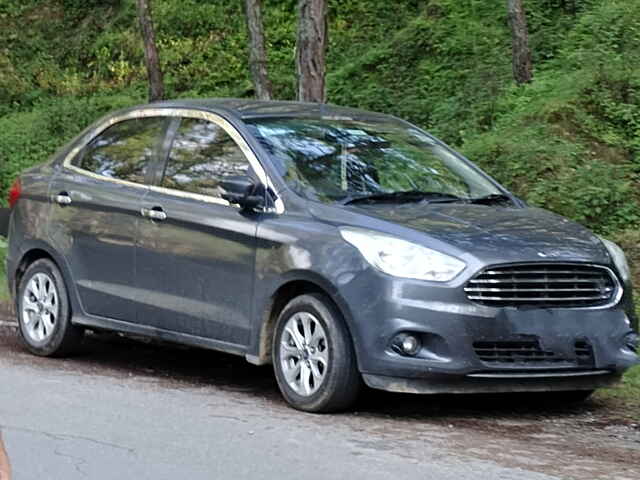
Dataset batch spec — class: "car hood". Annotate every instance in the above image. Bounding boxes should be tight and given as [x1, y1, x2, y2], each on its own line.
[312, 202, 611, 265]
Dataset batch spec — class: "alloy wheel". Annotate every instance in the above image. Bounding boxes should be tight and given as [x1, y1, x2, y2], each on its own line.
[279, 312, 329, 396]
[21, 272, 59, 343]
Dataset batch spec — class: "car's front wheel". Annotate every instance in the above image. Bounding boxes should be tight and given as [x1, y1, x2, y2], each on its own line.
[17, 258, 83, 356]
[273, 293, 361, 412]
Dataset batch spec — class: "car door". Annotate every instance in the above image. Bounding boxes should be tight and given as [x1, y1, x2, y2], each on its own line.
[135, 114, 261, 346]
[48, 116, 168, 321]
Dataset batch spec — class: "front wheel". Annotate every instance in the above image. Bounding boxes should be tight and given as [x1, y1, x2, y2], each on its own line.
[17, 258, 84, 356]
[273, 294, 361, 412]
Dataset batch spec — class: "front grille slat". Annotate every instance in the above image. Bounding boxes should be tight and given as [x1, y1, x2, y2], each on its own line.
[464, 263, 616, 308]
[465, 287, 608, 292]
[468, 278, 606, 284]
[482, 269, 604, 276]
[466, 295, 611, 302]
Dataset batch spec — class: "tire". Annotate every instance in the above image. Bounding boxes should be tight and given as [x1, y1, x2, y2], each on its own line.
[17, 258, 84, 356]
[273, 293, 361, 413]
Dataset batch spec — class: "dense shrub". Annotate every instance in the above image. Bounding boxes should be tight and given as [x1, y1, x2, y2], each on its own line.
[0, 92, 142, 203]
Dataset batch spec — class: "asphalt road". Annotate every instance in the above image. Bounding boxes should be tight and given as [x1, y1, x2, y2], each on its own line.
[0, 323, 639, 480]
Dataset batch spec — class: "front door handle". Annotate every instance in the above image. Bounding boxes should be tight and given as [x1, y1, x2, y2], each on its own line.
[55, 192, 72, 206]
[141, 206, 167, 221]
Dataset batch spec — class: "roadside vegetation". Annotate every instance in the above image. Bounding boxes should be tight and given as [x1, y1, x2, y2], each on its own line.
[596, 366, 640, 421]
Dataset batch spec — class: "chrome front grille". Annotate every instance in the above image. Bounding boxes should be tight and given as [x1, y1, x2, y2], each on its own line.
[465, 263, 617, 308]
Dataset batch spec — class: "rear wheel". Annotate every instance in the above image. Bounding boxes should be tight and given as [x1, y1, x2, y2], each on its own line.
[273, 293, 361, 413]
[17, 259, 83, 356]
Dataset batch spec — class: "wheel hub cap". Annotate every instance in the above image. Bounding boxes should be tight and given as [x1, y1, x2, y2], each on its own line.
[21, 272, 59, 343]
[280, 312, 329, 396]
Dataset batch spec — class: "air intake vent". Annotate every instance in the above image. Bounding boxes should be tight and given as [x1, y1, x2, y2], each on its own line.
[574, 340, 593, 359]
[473, 340, 568, 364]
[465, 263, 617, 308]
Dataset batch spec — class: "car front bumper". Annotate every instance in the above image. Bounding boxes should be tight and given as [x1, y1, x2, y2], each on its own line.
[344, 273, 640, 393]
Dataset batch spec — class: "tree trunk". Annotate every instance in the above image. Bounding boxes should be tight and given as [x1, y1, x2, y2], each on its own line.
[507, 0, 533, 85]
[136, 0, 164, 102]
[244, 0, 273, 100]
[296, 0, 328, 103]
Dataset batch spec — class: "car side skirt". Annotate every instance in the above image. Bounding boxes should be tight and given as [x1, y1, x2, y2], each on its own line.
[72, 313, 247, 357]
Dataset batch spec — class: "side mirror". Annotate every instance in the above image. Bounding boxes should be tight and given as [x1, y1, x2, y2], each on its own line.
[220, 175, 264, 210]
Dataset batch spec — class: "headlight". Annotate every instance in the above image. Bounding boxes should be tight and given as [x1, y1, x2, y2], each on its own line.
[340, 227, 466, 282]
[599, 237, 631, 282]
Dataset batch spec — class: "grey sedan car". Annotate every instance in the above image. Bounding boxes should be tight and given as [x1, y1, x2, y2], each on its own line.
[5, 99, 639, 412]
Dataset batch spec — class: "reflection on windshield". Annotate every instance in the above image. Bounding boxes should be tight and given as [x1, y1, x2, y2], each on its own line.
[246, 117, 501, 204]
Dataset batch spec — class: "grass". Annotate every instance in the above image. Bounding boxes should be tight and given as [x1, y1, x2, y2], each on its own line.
[595, 365, 640, 420]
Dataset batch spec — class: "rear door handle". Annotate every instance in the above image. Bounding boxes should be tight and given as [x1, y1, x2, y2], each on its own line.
[141, 206, 167, 221]
[55, 192, 72, 206]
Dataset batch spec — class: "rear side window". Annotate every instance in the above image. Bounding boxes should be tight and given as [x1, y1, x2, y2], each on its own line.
[161, 118, 251, 199]
[73, 117, 167, 184]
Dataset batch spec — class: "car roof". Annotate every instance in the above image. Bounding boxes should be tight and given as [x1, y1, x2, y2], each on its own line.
[131, 98, 392, 122]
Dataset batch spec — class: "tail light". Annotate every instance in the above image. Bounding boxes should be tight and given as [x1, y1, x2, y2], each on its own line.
[8, 178, 21, 208]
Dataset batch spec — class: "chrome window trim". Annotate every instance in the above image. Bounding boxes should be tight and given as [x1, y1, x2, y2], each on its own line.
[463, 262, 623, 311]
[62, 108, 285, 213]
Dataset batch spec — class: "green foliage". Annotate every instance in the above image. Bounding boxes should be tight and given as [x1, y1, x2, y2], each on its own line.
[329, 0, 512, 142]
[462, 0, 640, 238]
[0, 92, 143, 206]
[595, 365, 640, 421]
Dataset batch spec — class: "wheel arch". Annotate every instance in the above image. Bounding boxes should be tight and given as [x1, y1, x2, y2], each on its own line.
[12, 241, 79, 313]
[248, 271, 358, 367]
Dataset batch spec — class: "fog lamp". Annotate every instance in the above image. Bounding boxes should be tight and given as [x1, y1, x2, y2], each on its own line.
[401, 335, 421, 356]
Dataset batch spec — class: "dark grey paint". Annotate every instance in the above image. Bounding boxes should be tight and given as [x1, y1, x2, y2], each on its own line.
[5, 99, 639, 396]
[48, 172, 145, 321]
[135, 190, 258, 345]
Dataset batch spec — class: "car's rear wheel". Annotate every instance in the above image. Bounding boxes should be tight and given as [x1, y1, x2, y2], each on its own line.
[17, 258, 83, 356]
[273, 293, 361, 413]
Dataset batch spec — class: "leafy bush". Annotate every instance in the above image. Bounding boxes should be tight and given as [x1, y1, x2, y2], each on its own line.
[0, 92, 142, 206]
[462, 0, 640, 235]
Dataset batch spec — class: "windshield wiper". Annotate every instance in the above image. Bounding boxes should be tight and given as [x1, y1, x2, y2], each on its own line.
[467, 193, 514, 205]
[340, 191, 462, 206]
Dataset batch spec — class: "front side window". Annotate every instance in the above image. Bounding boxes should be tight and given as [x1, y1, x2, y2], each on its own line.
[73, 117, 167, 184]
[161, 118, 251, 199]
[245, 117, 502, 204]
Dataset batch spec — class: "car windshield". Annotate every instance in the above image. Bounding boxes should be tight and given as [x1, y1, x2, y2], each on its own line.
[245, 116, 502, 204]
